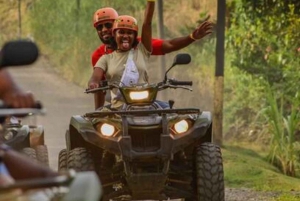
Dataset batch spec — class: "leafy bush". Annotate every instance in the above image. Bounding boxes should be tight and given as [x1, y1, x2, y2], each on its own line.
[223, 65, 267, 139]
[260, 86, 300, 176]
[224, 0, 300, 143]
[227, 0, 300, 98]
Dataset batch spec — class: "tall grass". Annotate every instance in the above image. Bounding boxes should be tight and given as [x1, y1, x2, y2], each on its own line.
[261, 86, 300, 176]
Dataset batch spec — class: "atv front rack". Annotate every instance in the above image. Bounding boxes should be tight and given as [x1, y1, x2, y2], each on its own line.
[85, 108, 200, 118]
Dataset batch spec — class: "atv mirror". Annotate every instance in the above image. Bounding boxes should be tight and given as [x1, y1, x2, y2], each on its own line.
[0, 40, 39, 69]
[164, 53, 191, 83]
[172, 53, 191, 66]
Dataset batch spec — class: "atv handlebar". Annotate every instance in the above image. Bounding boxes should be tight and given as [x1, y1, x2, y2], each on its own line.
[85, 85, 111, 94]
[168, 79, 193, 86]
[85, 79, 193, 94]
[0, 101, 45, 117]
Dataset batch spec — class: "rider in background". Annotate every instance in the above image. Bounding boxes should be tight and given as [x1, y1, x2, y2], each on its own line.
[90, 6, 213, 109]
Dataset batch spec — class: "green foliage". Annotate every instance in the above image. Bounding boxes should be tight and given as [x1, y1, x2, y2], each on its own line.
[223, 145, 300, 191]
[223, 66, 267, 137]
[260, 86, 300, 176]
[274, 194, 300, 201]
[224, 0, 300, 148]
[227, 0, 300, 98]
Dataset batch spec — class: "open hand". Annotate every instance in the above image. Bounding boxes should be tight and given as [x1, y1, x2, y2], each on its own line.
[191, 20, 214, 40]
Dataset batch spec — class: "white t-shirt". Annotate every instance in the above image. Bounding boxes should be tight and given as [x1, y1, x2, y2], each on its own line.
[94, 42, 151, 108]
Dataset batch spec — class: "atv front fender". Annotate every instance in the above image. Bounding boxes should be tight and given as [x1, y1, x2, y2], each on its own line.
[5, 125, 30, 147]
[68, 112, 212, 160]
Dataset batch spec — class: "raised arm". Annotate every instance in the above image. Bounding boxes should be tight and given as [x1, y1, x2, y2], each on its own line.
[161, 20, 214, 54]
[141, 0, 155, 52]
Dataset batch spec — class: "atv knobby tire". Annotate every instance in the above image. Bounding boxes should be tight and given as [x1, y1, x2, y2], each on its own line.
[58, 149, 68, 171]
[67, 147, 95, 171]
[194, 142, 224, 201]
[21, 147, 37, 162]
[35, 145, 49, 167]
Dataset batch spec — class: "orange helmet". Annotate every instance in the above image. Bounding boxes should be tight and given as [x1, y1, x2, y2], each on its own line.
[93, 7, 118, 27]
[112, 15, 138, 33]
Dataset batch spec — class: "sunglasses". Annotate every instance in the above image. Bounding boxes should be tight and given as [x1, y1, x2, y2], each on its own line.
[96, 23, 113, 31]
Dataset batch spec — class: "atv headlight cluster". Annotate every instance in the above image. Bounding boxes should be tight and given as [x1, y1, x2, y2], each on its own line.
[96, 123, 118, 137]
[171, 119, 193, 135]
[129, 90, 149, 100]
[120, 87, 157, 105]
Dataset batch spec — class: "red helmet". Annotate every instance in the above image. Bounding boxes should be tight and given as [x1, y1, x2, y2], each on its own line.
[93, 7, 118, 27]
[112, 15, 138, 33]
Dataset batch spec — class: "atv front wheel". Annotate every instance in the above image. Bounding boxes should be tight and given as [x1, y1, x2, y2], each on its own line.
[58, 149, 68, 171]
[67, 147, 95, 171]
[21, 147, 37, 162]
[194, 142, 224, 201]
[35, 145, 49, 167]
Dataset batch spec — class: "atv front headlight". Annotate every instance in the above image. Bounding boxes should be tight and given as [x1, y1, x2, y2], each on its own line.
[171, 119, 194, 135]
[129, 91, 149, 100]
[99, 123, 115, 137]
[96, 122, 119, 137]
[174, 120, 189, 134]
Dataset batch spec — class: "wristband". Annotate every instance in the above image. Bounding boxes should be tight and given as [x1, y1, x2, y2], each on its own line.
[189, 33, 197, 41]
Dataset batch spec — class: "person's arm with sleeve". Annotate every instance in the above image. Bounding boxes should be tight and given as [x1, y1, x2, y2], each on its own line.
[0, 70, 35, 108]
[88, 67, 105, 90]
[152, 20, 214, 55]
[90, 46, 107, 109]
[88, 55, 108, 92]
[91, 47, 102, 67]
[89, 68, 105, 109]
[141, 0, 155, 52]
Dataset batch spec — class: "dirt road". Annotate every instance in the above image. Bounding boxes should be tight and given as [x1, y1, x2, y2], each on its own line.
[8, 57, 94, 170]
